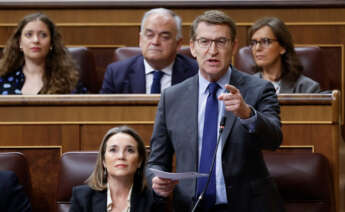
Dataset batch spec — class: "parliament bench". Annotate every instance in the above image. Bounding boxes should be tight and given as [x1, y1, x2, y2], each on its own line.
[233, 46, 336, 92]
[264, 151, 334, 212]
[0, 152, 32, 200]
[55, 151, 334, 212]
[79, 45, 339, 94]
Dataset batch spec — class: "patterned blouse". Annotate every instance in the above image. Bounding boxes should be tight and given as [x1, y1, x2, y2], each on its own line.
[0, 68, 87, 95]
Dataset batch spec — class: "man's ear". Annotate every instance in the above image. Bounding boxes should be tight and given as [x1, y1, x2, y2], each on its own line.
[231, 39, 239, 56]
[190, 39, 197, 58]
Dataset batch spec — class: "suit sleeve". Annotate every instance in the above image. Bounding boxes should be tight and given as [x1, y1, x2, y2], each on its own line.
[3, 171, 32, 212]
[251, 82, 283, 150]
[146, 90, 174, 186]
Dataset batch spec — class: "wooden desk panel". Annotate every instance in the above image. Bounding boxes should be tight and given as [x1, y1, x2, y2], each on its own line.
[0, 92, 342, 212]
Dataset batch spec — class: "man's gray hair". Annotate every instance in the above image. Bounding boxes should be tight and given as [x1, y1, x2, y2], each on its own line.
[190, 10, 237, 42]
[140, 8, 182, 40]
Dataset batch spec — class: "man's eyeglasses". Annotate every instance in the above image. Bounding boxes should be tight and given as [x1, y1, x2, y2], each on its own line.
[249, 38, 278, 48]
[195, 37, 231, 49]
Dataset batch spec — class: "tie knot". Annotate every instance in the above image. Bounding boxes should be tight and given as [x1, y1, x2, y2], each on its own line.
[208, 82, 219, 96]
[153, 70, 164, 81]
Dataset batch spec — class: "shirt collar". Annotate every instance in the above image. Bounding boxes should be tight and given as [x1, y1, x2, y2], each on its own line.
[106, 183, 133, 212]
[143, 59, 174, 76]
[198, 66, 232, 95]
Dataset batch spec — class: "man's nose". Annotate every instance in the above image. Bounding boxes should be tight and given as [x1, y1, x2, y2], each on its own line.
[151, 35, 161, 44]
[208, 41, 218, 54]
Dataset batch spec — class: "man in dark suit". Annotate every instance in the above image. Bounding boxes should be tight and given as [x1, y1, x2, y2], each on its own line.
[100, 8, 198, 94]
[146, 10, 285, 212]
[0, 170, 32, 212]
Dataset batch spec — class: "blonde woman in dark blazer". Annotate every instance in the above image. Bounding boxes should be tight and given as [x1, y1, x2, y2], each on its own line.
[70, 126, 166, 212]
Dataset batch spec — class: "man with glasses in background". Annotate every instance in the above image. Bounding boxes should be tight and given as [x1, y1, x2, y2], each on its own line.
[100, 8, 198, 94]
[147, 10, 285, 212]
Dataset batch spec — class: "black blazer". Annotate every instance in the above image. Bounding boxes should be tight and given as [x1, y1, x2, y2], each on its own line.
[0, 170, 32, 212]
[100, 53, 198, 93]
[69, 183, 166, 212]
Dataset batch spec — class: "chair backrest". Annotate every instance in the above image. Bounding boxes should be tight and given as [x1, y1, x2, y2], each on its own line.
[0, 152, 32, 198]
[263, 151, 334, 212]
[113, 46, 194, 62]
[56, 151, 98, 212]
[56, 150, 333, 212]
[68, 47, 98, 93]
[234, 46, 327, 90]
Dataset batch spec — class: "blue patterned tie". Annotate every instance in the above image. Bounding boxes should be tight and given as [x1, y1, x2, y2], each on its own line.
[150, 70, 164, 94]
[196, 82, 219, 209]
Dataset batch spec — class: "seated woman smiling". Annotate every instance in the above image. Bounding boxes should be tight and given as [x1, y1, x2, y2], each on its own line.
[69, 126, 166, 212]
[249, 17, 320, 93]
[0, 12, 86, 95]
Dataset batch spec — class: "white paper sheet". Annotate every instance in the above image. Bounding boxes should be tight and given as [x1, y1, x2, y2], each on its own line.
[149, 168, 208, 180]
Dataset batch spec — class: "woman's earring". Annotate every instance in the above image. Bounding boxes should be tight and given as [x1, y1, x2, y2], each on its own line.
[50, 46, 53, 51]
[104, 168, 108, 177]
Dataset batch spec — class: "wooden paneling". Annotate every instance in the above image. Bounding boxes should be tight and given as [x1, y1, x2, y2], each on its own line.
[0, 147, 60, 212]
[80, 124, 154, 150]
[0, 93, 342, 212]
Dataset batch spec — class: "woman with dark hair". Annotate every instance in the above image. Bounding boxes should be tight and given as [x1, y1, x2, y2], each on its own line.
[0, 12, 86, 94]
[248, 17, 320, 93]
[69, 126, 166, 212]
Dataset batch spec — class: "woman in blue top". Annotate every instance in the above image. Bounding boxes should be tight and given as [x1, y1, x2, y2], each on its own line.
[0, 12, 86, 95]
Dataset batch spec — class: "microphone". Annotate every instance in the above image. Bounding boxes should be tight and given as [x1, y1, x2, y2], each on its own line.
[191, 116, 227, 212]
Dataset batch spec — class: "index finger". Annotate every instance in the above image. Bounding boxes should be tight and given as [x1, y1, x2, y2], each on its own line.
[225, 84, 238, 94]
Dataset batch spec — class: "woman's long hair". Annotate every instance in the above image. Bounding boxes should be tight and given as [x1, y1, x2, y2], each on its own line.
[86, 126, 147, 192]
[0, 12, 79, 94]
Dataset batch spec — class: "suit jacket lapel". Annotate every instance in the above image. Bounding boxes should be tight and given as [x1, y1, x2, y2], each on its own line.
[92, 190, 107, 211]
[128, 56, 146, 93]
[280, 77, 294, 93]
[186, 76, 200, 169]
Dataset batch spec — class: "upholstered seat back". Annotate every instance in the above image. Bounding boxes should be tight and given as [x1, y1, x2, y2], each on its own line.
[234, 46, 327, 90]
[56, 151, 98, 212]
[113, 46, 194, 62]
[0, 152, 32, 198]
[56, 151, 333, 212]
[68, 47, 98, 93]
[264, 151, 334, 212]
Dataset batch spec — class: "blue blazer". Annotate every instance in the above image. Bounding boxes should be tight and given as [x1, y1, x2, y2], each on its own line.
[147, 68, 285, 212]
[100, 54, 198, 93]
[0, 170, 32, 212]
